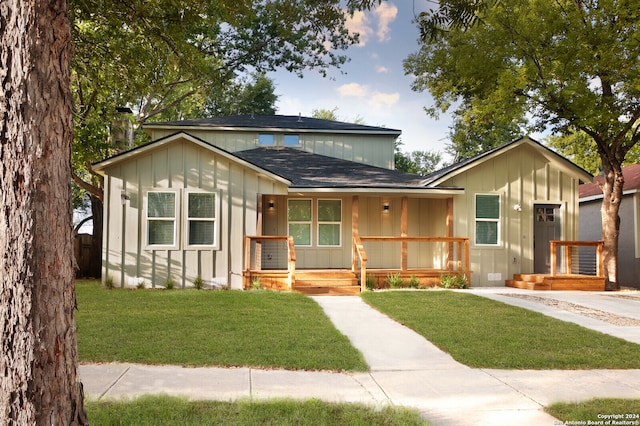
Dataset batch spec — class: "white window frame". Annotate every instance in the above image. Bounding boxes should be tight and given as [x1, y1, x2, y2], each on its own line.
[474, 193, 501, 246]
[317, 199, 342, 247]
[288, 198, 313, 247]
[184, 189, 220, 250]
[144, 190, 180, 250]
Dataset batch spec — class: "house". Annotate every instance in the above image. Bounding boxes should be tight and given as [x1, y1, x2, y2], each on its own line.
[579, 164, 640, 289]
[93, 115, 594, 292]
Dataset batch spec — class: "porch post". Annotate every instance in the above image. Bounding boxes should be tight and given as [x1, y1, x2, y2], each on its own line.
[446, 198, 454, 270]
[352, 195, 359, 274]
[401, 196, 408, 271]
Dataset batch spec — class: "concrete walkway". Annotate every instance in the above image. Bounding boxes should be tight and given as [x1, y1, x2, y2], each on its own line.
[80, 289, 640, 426]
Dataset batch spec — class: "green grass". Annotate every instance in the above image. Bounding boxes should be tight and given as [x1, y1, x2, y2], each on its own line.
[75, 281, 367, 371]
[87, 395, 431, 426]
[362, 290, 640, 369]
[546, 398, 640, 424]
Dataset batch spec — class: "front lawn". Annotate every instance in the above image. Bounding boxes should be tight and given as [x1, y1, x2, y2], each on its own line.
[75, 281, 368, 371]
[362, 290, 640, 369]
[546, 398, 640, 424]
[87, 395, 430, 426]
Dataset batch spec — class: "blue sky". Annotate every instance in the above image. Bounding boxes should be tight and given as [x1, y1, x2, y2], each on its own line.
[269, 1, 452, 156]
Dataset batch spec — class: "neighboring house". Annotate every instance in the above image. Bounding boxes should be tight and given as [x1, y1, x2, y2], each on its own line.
[579, 164, 640, 289]
[93, 115, 593, 291]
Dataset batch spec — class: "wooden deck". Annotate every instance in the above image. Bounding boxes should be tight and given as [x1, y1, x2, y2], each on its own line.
[506, 274, 606, 291]
[244, 269, 460, 295]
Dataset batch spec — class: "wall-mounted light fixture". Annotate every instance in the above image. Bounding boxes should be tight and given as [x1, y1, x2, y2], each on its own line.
[382, 201, 390, 214]
[121, 190, 130, 205]
[268, 200, 275, 211]
[513, 203, 522, 212]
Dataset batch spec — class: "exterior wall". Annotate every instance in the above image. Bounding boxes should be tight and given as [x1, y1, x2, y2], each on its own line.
[262, 195, 448, 269]
[442, 144, 582, 287]
[580, 193, 640, 289]
[102, 138, 287, 289]
[148, 129, 395, 170]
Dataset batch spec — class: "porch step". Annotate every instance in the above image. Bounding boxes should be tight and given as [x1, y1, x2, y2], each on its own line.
[506, 273, 551, 290]
[506, 274, 605, 291]
[293, 271, 361, 296]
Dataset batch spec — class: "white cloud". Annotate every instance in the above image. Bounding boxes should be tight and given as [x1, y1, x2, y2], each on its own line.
[371, 92, 400, 109]
[373, 2, 398, 42]
[376, 65, 390, 74]
[337, 83, 368, 97]
[345, 11, 371, 46]
[337, 83, 400, 110]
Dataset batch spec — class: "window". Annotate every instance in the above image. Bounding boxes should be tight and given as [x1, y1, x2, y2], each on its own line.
[146, 191, 178, 248]
[475, 194, 500, 245]
[284, 134, 300, 146]
[288, 199, 312, 246]
[259, 134, 274, 145]
[185, 191, 218, 248]
[317, 199, 341, 246]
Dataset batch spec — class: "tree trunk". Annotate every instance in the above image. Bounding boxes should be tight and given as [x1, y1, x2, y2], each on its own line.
[0, 0, 88, 424]
[600, 163, 623, 290]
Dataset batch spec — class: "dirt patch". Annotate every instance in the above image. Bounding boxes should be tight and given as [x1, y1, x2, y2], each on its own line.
[503, 293, 640, 327]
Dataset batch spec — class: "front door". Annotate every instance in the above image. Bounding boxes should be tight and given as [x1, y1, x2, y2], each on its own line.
[533, 204, 562, 273]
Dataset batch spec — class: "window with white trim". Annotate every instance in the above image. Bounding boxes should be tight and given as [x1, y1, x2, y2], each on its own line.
[288, 199, 312, 246]
[185, 190, 218, 248]
[146, 191, 179, 248]
[475, 194, 500, 246]
[258, 134, 274, 145]
[284, 134, 300, 146]
[317, 199, 341, 246]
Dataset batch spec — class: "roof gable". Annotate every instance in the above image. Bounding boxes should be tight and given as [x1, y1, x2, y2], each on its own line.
[92, 132, 291, 185]
[144, 114, 401, 136]
[422, 137, 593, 187]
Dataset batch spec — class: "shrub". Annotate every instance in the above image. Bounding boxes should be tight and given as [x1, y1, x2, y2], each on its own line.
[385, 272, 404, 289]
[251, 277, 262, 290]
[104, 275, 114, 290]
[136, 279, 146, 290]
[408, 275, 420, 289]
[440, 273, 468, 289]
[194, 276, 204, 290]
[365, 273, 376, 290]
[165, 278, 175, 290]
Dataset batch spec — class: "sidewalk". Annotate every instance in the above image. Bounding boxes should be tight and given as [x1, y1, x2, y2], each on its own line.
[80, 290, 640, 426]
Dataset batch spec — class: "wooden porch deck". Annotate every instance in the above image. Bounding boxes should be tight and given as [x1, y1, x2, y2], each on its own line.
[505, 273, 606, 291]
[244, 268, 459, 296]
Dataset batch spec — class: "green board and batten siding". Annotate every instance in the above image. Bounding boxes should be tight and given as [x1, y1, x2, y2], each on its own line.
[439, 142, 583, 287]
[147, 128, 395, 170]
[102, 138, 287, 289]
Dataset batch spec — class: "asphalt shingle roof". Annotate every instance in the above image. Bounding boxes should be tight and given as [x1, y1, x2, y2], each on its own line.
[145, 114, 401, 135]
[235, 147, 427, 188]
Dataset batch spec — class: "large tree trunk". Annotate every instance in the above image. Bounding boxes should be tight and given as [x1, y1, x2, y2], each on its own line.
[600, 163, 623, 290]
[0, 0, 88, 424]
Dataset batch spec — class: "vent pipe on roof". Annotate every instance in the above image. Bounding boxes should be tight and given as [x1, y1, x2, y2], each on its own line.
[297, 112, 302, 122]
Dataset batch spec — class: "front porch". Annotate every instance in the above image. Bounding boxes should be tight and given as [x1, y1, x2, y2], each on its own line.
[242, 235, 471, 295]
[506, 240, 606, 291]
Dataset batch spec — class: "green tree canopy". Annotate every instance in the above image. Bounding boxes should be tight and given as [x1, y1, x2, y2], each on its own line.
[394, 141, 442, 176]
[404, 0, 640, 288]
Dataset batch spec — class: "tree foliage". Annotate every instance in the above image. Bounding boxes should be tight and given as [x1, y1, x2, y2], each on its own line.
[547, 130, 640, 176]
[394, 142, 442, 176]
[405, 0, 640, 288]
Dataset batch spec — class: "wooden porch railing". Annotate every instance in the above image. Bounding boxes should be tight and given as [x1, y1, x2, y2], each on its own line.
[355, 236, 470, 289]
[243, 236, 296, 289]
[550, 240, 604, 277]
